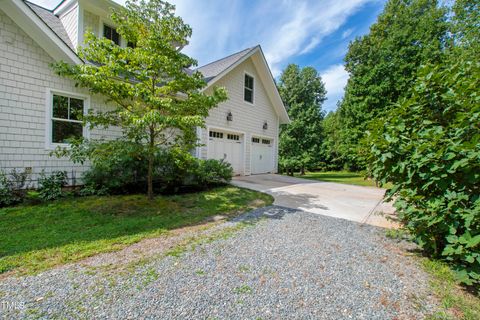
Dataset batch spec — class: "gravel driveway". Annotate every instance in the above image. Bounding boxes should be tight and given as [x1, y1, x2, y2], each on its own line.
[1, 206, 437, 319]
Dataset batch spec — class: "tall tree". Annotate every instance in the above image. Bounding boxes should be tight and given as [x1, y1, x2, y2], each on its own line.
[52, 0, 227, 199]
[321, 109, 344, 170]
[337, 0, 448, 170]
[278, 64, 326, 175]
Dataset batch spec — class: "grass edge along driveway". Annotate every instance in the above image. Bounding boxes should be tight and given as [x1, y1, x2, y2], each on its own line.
[0, 186, 273, 276]
[293, 171, 393, 188]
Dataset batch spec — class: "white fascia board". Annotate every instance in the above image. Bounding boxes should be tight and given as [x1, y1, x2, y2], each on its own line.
[251, 47, 290, 124]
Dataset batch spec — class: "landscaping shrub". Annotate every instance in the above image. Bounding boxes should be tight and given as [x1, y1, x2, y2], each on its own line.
[368, 58, 480, 286]
[195, 159, 233, 186]
[78, 141, 148, 195]
[154, 148, 199, 192]
[0, 169, 30, 207]
[37, 171, 68, 201]
[81, 145, 233, 195]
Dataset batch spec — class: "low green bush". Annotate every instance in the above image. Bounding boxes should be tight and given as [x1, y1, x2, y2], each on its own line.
[195, 159, 233, 186]
[81, 144, 233, 195]
[37, 171, 68, 201]
[0, 169, 30, 207]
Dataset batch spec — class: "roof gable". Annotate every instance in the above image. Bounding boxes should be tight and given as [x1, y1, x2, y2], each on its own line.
[197, 46, 290, 124]
[196, 48, 253, 83]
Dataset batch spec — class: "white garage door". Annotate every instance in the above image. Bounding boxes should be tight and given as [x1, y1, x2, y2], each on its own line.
[207, 130, 243, 175]
[251, 137, 274, 174]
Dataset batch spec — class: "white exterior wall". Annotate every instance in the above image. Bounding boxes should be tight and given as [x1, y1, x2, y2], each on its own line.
[59, 3, 79, 49]
[0, 10, 121, 185]
[200, 58, 280, 175]
[82, 10, 100, 37]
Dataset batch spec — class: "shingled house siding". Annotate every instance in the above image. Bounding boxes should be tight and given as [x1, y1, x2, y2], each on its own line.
[0, 10, 120, 186]
[200, 58, 279, 175]
[59, 3, 79, 49]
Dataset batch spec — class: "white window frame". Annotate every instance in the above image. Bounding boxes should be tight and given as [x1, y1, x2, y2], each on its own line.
[45, 88, 90, 150]
[243, 72, 255, 105]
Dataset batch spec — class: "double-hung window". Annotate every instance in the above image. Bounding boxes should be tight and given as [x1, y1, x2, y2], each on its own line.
[48, 91, 87, 146]
[244, 73, 254, 104]
[103, 24, 120, 45]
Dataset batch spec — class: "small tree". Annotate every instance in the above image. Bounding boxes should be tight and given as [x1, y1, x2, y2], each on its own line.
[52, 0, 227, 199]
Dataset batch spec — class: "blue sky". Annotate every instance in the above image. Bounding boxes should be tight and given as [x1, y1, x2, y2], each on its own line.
[31, 0, 386, 112]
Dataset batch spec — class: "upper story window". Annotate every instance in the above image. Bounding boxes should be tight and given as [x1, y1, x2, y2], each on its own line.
[48, 91, 87, 145]
[244, 73, 254, 104]
[103, 24, 120, 45]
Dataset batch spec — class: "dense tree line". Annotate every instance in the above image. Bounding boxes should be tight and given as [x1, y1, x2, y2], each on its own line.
[279, 0, 478, 285]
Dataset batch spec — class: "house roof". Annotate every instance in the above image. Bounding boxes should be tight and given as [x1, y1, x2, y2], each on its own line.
[196, 48, 254, 83]
[197, 46, 290, 124]
[24, 1, 75, 51]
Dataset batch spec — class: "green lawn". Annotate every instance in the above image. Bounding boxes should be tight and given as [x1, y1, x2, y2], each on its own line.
[0, 186, 273, 275]
[294, 171, 392, 188]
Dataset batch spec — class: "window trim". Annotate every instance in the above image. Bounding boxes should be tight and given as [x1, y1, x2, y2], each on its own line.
[243, 72, 255, 105]
[45, 88, 90, 150]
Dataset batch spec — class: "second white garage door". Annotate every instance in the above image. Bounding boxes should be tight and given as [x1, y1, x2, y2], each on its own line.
[207, 130, 244, 175]
[251, 137, 274, 174]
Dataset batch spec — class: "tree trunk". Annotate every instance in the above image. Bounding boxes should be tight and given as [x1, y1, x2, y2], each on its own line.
[147, 126, 155, 200]
[300, 166, 305, 175]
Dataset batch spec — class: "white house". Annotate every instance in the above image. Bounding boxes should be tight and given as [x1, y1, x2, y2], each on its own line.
[0, 0, 290, 184]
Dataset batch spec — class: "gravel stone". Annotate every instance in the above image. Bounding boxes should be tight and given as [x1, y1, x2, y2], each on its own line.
[0, 206, 438, 319]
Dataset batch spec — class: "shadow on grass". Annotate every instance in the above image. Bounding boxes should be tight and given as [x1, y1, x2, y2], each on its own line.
[0, 186, 273, 274]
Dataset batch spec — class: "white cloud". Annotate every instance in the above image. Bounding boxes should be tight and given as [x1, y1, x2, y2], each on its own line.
[261, 0, 374, 76]
[321, 64, 349, 112]
[169, 0, 375, 74]
[342, 28, 354, 39]
[299, 36, 321, 55]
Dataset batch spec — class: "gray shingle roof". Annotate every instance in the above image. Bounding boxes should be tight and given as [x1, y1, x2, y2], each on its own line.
[24, 1, 75, 51]
[196, 47, 255, 82]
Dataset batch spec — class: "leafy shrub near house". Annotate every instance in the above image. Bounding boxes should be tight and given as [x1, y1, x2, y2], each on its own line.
[195, 159, 233, 186]
[37, 171, 68, 201]
[368, 58, 480, 286]
[80, 141, 148, 195]
[0, 169, 30, 207]
[81, 144, 233, 195]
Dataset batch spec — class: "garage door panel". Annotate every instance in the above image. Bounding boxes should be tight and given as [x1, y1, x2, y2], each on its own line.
[207, 130, 243, 175]
[251, 137, 274, 174]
